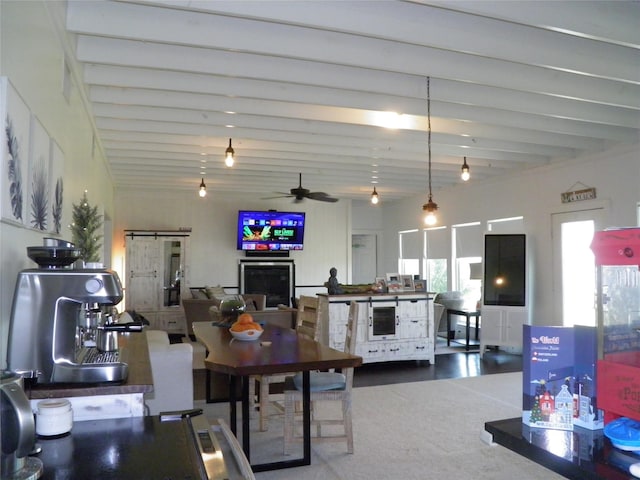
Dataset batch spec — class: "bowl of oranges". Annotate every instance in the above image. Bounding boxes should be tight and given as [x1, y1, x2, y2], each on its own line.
[229, 313, 264, 341]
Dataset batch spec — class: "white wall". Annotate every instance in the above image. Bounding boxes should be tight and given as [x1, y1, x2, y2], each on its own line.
[379, 144, 640, 326]
[1, 1, 115, 367]
[113, 188, 351, 298]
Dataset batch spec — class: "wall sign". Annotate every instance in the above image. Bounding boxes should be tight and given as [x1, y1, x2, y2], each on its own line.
[561, 183, 596, 204]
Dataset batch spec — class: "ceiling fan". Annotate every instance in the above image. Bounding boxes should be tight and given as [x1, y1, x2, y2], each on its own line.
[264, 173, 339, 203]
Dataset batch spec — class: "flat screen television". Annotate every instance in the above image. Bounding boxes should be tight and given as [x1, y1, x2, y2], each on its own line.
[483, 234, 526, 307]
[237, 210, 306, 252]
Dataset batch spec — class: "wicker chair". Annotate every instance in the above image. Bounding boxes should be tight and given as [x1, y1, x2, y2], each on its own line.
[250, 295, 323, 431]
[283, 301, 358, 454]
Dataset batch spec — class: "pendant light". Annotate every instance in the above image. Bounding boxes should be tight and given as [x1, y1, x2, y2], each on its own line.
[224, 138, 235, 167]
[198, 178, 207, 197]
[461, 156, 470, 181]
[422, 77, 438, 226]
[371, 186, 379, 204]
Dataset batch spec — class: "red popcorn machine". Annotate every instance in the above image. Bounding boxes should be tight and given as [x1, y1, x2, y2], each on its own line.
[591, 227, 640, 424]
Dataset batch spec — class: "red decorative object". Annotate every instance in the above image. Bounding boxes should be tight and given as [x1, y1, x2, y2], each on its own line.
[592, 227, 640, 425]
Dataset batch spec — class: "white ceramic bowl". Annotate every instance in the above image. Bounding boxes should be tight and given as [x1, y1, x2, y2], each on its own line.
[229, 329, 263, 341]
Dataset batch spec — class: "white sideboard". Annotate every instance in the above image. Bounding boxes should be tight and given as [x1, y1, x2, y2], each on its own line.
[318, 293, 435, 364]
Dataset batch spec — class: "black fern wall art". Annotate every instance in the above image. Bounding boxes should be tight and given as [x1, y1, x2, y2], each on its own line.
[30, 156, 48, 230]
[52, 177, 63, 234]
[5, 116, 23, 222]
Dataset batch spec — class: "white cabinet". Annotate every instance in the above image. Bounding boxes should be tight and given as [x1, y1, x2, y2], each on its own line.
[398, 299, 428, 339]
[479, 306, 528, 358]
[125, 231, 189, 334]
[319, 293, 435, 364]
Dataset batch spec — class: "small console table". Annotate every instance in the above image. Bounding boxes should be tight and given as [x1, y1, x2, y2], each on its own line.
[446, 309, 480, 351]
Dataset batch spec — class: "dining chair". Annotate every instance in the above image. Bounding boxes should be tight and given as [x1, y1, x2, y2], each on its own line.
[250, 295, 323, 431]
[283, 300, 359, 454]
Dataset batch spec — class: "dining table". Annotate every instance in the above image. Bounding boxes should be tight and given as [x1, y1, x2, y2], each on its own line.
[192, 321, 363, 472]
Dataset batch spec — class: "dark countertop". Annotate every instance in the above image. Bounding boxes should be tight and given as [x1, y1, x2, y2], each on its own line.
[26, 332, 153, 399]
[36, 416, 202, 480]
[485, 417, 635, 480]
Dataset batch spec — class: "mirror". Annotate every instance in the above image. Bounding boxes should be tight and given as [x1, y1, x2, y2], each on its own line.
[163, 240, 182, 307]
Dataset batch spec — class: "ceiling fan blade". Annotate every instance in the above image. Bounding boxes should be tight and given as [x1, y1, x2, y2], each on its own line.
[261, 193, 294, 200]
[307, 191, 339, 202]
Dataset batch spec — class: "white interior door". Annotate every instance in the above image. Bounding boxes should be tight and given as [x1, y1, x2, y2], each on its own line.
[352, 234, 377, 284]
[551, 208, 604, 326]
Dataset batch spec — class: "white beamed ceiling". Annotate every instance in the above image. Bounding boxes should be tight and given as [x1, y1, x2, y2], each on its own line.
[61, 0, 639, 201]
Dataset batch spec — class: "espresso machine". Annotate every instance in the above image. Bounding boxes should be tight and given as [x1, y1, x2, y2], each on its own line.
[7, 240, 142, 384]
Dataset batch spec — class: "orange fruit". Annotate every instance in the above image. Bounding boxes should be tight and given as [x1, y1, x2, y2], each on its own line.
[237, 313, 254, 325]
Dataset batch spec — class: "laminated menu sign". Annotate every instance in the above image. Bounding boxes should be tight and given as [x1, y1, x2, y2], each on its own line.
[522, 325, 603, 431]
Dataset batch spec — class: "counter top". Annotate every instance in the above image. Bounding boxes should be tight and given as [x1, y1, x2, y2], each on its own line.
[318, 292, 435, 298]
[485, 417, 634, 480]
[26, 332, 153, 399]
[37, 416, 199, 480]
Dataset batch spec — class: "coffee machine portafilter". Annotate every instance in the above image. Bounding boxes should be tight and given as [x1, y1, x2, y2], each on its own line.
[7, 267, 142, 384]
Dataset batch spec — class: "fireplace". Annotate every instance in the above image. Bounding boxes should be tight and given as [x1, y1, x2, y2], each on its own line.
[239, 260, 295, 308]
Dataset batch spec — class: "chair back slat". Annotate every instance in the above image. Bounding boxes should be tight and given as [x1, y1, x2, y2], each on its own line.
[296, 295, 322, 341]
[344, 301, 359, 387]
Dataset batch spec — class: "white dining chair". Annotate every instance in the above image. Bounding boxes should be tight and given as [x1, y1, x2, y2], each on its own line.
[250, 295, 323, 431]
[283, 301, 359, 454]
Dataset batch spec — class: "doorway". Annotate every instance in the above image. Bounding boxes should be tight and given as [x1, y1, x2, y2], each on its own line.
[352, 234, 377, 284]
[551, 208, 604, 326]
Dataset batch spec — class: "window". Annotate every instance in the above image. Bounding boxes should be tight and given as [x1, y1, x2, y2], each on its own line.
[456, 257, 482, 310]
[399, 229, 421, 276]
[425, 226, 448, 293]
[426, 258, 447, 293]
[452, 222, 482, 308]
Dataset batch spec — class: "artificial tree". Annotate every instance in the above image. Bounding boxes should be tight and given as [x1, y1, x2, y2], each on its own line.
[70, 191, 102, 264]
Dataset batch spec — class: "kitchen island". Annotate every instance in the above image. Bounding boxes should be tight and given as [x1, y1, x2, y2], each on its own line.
[318, 292, 435, 364]
[27, 332, 153, 420]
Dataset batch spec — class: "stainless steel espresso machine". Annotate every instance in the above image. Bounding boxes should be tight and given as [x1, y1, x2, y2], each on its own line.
[7, 240, 142, 384]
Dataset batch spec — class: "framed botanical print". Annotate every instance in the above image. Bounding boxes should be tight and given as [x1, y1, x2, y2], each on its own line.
[1, 77, 31, 225]
[27, 115, 50, 231]
[49, 139, 64, 235]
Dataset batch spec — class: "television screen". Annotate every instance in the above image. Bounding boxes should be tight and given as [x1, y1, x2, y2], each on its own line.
[483, 234, 526, 307]
[237, 210, 306, 252]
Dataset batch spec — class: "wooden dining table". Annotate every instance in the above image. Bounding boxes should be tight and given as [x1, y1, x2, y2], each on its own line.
[192, 321, 362, 472]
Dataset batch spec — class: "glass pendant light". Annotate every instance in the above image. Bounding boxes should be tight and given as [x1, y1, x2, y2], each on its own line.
[225, 138, 235, 167]
[422, 77, 438, 226]
[461, 156, 470, 181]
[198, 178, 207, 197]
[371, 186, 379, 204]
